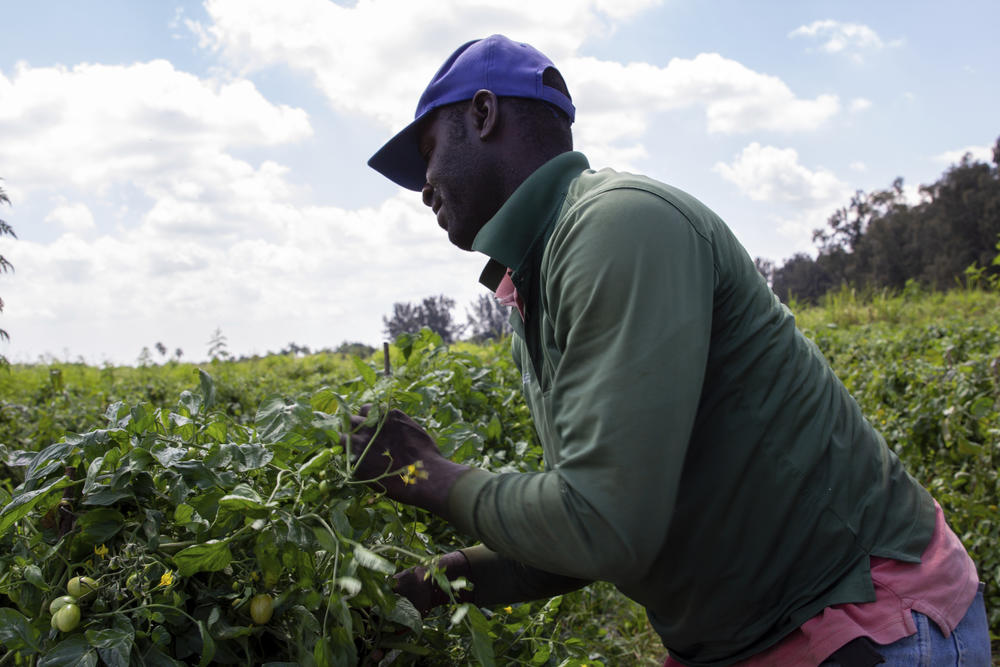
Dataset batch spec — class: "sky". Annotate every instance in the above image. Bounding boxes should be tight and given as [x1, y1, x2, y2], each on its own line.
[1, 0, 998, 365]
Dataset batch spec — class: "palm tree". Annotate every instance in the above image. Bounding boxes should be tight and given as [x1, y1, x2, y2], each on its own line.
[0, 179, 15, 349]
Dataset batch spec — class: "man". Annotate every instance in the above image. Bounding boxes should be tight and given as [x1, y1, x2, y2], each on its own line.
[357, 35, 989, 665]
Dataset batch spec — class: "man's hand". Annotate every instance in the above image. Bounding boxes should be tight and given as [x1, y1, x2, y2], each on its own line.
[392, 550, 473, 615]
[346, 407, 470, 519]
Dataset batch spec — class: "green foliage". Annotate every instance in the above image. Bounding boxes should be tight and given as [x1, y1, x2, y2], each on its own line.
[0, 329, 658, 665]
[797, 289, 1000, 645]
[771, 137, 1000, 302]
[2, 286, 999, 662]
[383, 296, 463, 344]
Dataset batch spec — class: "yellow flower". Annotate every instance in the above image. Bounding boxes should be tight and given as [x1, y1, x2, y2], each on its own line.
[159, 570, 174, 587]
[503, 606, 513, 614]
[400, 460, 428, 486]
[94, 544, 109, 559]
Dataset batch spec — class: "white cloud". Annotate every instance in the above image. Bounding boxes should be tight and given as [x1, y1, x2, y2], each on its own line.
[2, 191, 487, 364]
[714, 143, 849, 204]
[192, 0, 662, 128]
[44, 201, 96, 232]
[0, 61, 311, 194]
[192, 0, 840, 164]
[849, 97, 871, 113]
[714, 143, 852, 251]
[565, 53, 839, 139]
[0, 56, 490, 364]
[789, 20, 898, 62]
[934, 144, 993, 165]
[849, 161, 867, 172]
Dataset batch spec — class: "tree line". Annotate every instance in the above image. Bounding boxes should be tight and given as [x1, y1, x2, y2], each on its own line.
[761, 136, 1000, 303]
[383, 294, 512, 344]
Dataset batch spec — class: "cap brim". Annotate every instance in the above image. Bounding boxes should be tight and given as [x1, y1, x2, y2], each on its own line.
[367, 118, 427, 192]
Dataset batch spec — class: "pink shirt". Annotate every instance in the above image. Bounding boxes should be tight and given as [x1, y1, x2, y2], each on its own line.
[496, 268, 525, 320]
[666, 501, 979, 666]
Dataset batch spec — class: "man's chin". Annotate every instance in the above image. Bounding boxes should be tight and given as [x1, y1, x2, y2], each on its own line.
[448, 229, 475, 252]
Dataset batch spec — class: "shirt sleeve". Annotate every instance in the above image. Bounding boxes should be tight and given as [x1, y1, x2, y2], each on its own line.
[449, 187, 715, 584]
[459, 544, 590, 606]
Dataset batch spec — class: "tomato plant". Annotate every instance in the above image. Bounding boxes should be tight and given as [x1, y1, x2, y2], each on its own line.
[1, 287, 998, 664]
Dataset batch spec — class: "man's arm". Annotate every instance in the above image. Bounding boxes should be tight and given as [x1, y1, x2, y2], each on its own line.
[346, 407, 469, 521]
[393, 546, 590, 615]
[445, 188, 714, 583]
[350, 189, 713, 586]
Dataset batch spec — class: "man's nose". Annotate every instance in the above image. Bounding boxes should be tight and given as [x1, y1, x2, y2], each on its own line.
[421, 183, 434, 208]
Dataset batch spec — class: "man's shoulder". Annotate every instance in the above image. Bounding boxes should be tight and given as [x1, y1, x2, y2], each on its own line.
[565, 168, 720, 227]
[557, 167, 721, 246]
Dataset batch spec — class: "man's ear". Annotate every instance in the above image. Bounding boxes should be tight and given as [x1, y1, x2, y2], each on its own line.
[470, 89, 499, 140]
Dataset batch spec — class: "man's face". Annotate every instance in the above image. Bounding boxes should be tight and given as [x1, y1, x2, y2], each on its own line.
[418, 105, 501, 251]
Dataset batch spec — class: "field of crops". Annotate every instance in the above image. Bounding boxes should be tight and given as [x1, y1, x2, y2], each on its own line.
[1, 288, 998, 666]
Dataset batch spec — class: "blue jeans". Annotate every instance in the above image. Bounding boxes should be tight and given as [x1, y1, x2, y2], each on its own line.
[822, 583, 991, 666]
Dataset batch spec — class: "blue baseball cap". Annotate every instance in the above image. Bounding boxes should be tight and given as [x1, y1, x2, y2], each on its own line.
[368, 34, 575, 191]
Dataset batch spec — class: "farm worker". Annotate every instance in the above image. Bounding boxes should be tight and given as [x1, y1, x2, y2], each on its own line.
[355, 34, 991, 665]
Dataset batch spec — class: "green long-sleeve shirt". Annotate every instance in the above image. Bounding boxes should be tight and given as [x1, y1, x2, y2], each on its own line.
[449, 152, 935, 665]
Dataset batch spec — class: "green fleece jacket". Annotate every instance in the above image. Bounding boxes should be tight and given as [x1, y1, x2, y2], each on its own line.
[448, 152, 935, 666]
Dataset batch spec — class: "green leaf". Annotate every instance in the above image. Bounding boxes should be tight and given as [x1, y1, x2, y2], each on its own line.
[335, 576, 362, 597]
[140, 645, 185, 667]
[385, 596, 422, 634]
[0, 608, 41, 652]
[0, 476, 72, 538]
[218, 483, 269, 511]
[197, 620, 216, 667]
[969, 396, 993, 419]
[24, 442, 77, 483]
[466, 605, 496, 667]
[75, 507, 126, 546]
[173, 539, 233, 577]
[178, 390, 202, 417]
[203, 420, 228, 443]
[81, 486, 134, 507]
[199, 369, 217, 410]
[37, 634, 98, 667]
[82, 455, 105, 495]
[353, 545, 394, 575]
[208, 608, 253, 640]
[449, 604, 469, 627]
[23, 564, 48, 591]
[530, 646, 552, 665]
[85, 616, 134, 667]
[151, 444, 188, 468]
[351, 355, 377, 386]
[255, 397, 297, 443]
[215, 442, 273, 472]
[313, 526, 339, 554]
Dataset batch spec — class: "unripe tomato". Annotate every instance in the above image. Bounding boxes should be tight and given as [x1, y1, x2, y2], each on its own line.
[67, 576, 98, 601]
[250, 594, 273, 624]
[49, 595, 77, 615]
[53, 603, 81, 632]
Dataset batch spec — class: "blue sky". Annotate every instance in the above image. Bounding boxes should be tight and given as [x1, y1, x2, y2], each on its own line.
[1, 0, 997, 364]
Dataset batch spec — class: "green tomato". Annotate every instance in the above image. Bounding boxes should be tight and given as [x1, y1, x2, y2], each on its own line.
[250, 594, 273, 625]
[49, 595, 77, 615]
[67, 576, 98, 601]
[53, 603, 81, 632]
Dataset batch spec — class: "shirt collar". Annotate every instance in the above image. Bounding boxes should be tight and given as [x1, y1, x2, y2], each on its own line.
[472, 151, 590, 290]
